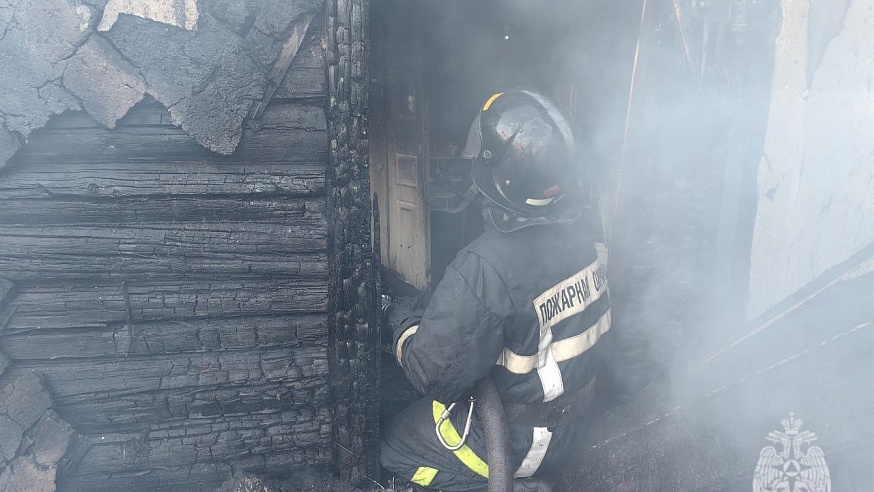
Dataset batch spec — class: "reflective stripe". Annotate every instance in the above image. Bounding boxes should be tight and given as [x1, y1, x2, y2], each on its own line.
[411, 466, 439, 486]
[496, 310, 611, 375]
[536, 325, 563, 402]
[533, 261, 606, 332]
[482, 92, 504, 111]
[514, 427, 553, 478]
[395, 325, 419, 365]
[432, 401, 489, 478]
[551, 310, 611, 362]
[537, 336, 564, 402]
[524, 196, 555, 206]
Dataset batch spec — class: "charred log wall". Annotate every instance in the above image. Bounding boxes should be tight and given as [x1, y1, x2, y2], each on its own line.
[0, 40, 336, 489]
[325, 0, 380, 483]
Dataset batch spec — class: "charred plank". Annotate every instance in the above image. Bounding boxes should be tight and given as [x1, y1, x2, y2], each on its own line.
[2, 280, 328, 334]
[0, 162, 326, 200]
[273, 22, 329, 101]
[0, 197, 326, 225]
[0, 222, 328, 281]
[1, 313, 327, 360]
[13, 101, 327, 165]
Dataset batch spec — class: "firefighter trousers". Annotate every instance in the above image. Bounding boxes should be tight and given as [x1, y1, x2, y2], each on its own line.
[380, 397, 589, 491]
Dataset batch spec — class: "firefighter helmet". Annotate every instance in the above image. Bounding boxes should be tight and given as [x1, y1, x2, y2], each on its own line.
[462, 90, 579, 218]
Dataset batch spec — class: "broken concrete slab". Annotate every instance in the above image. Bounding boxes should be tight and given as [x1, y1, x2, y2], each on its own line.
[0, 457, 56, 492]
[30, 412, 73, 469]
[0, 413, 22, 464]
[104, 12, 281, 154]
[0, 0, 322, 166]
[0, 372, 74, 492]
[63, 36, 146, 129]
[207, 0, 252, 34]
[0, 0, 94, 136]
[98, 0, 199, 31]
[1, 372, 52, 434]
[0, 128, 19, 171]
[217, 474, 278, 492]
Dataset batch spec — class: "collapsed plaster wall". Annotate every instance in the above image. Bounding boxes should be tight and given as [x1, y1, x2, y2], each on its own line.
[748, 0, 874, 319]
[0, 0, 320, 167]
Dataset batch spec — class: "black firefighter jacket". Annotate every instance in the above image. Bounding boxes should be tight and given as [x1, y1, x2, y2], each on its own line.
[390, 218, 611, 410]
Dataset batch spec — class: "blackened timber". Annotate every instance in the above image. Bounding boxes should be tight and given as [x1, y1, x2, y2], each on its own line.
[12, 347, 328, 422]
[1, 314, 327, 360]
[273, 20, 329, 101]
[0, 11, 338, 490]
[0, 198, 325, 225]
[62, 453, 329, 492]
[251, 15, 315, 120]
[12, 100, 327, 165]
[2, 281, 328, 334]
[0, 162, 326, 200]
[234, 102, 329, 162]
[60, 463, 233, 492]
[0, 222, 327, 280]
[326, 0, 379, 482]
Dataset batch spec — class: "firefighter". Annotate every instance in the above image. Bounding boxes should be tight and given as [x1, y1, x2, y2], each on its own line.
[381, 90, 611, 492]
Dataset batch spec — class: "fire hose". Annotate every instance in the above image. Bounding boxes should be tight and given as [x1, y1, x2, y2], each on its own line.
[436, 376, 512, 492]
[475, 376, 513, 492]
[383, 296, 513, 491]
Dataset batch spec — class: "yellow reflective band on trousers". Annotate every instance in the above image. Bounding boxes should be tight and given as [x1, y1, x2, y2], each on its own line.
[431, 401, 489, 478]
[411, 466, 439, 486]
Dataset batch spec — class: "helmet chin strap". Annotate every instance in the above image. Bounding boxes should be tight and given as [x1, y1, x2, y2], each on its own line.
[483, 205, 563, 233]
[482, 193, 583, 233]
[441, 183, 481, 214]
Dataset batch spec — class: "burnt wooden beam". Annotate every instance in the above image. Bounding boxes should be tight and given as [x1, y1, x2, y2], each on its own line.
[0, 198, 325, 225]
[1, 281, 328, 335]
[2, 313, 327, 360]
[273, 16, 329, 101]
[0, 9, 338, 490]
[11, 100, 328, 166]
[326, 0, 379, 483]
[0, 222, 328, 281]
[12, 345, 328, 423]
[251, 15, 316, 120]
[0, 162, 327, 200]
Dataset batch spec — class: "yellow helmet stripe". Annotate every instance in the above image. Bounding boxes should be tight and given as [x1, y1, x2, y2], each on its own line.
[482, 92, 504, 111]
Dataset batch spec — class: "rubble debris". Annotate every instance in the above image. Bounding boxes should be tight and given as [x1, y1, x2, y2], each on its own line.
[0, 372, 75, 492]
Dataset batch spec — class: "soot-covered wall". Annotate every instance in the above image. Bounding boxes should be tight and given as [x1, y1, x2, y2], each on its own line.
[0, 0, 377, 490]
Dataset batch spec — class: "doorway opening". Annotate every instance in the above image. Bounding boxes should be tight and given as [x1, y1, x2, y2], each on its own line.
[368, 0, 643, 422]
[369, 0, 642, 294]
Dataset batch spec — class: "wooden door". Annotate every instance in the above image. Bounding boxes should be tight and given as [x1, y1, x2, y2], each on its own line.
[371, 0, 430, 290]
